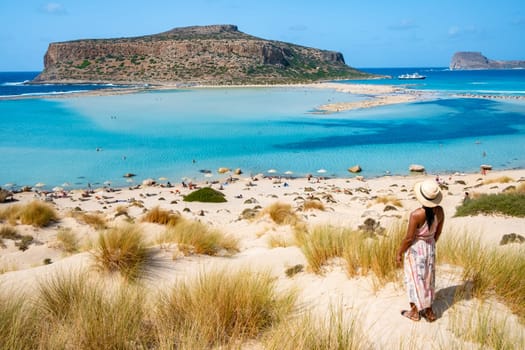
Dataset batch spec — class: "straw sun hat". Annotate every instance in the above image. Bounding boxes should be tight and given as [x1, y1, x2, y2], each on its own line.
[414, 180, 443, 208]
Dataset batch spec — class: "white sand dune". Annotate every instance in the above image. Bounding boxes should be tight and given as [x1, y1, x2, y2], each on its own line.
[1, 169, 524, 348]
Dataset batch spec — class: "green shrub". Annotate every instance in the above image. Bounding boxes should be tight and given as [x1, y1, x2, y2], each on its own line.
[456, 193, 525, 217]
[77, 59, 91, 69]
[183, 187, 226, 203]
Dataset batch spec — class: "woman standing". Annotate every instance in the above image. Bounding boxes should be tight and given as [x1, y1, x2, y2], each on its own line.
[396, 180, 444, 322]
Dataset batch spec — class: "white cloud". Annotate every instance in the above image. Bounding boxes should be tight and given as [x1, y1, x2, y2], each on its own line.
[448, 26, 460, 37]
[388, 19, 418, 30]
[511, 17, 525, 26]
[39, 3, 67, 15]
[448, 25, 479, 39]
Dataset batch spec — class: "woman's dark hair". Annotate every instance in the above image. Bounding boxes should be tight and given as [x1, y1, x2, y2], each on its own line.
[423, 207, 435, 228]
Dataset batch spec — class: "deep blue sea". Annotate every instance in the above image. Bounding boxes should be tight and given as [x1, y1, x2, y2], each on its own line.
[1, 69, 524, 190]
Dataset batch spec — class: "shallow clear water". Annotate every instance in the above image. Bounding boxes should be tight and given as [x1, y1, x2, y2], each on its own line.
[1, 71, 524, 190]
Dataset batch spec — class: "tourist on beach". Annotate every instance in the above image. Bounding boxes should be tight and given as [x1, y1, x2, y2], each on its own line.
[396, 180, 444, 322]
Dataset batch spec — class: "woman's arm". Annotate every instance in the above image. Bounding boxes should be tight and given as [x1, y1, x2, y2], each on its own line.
[434, 206, 445, 242]
[396, 209, 424, 265]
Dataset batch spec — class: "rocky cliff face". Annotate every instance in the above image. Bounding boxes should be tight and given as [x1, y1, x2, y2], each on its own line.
[34, 24, 368, 84]
[450, 52, 525, 70]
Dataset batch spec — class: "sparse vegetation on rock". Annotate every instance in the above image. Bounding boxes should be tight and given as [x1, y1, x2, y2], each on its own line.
[34, 24, 371, 85]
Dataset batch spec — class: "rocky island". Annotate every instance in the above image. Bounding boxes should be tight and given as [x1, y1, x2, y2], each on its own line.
[450, 51, 525, 70]
[33, 24, 370, 85]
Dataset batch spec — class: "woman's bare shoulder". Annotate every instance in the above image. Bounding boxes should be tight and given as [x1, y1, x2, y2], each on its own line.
[410, 207, 426, 220]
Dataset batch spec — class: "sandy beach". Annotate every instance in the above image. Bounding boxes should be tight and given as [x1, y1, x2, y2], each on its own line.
[0, 80, 434, 114]
[1, 168, 524, 348]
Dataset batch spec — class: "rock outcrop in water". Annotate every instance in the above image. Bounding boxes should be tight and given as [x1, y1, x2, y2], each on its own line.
[450, 52, 525, 70]
[34, 24, 370, 85]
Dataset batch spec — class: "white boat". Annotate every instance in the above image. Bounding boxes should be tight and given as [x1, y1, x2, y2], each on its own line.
[397, 72, 426, 80]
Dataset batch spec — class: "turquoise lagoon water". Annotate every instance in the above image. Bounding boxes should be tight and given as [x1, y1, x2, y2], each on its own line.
[1, 70, 524, 189]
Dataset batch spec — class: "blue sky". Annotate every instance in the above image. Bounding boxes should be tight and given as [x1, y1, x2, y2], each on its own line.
[1, 0, 524, 71]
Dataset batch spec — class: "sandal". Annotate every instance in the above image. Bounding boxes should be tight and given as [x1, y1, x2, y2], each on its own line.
[420, 308, 437, 322]
[401, 309, 420, 322]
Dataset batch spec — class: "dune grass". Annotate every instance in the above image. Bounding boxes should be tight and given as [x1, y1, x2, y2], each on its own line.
[448, 301, 525, 349]
[263, 306, 369, 350]
[36, 271, 87, 321]
[268, 233, 295, 248]
[297, 222, 404, 286]
[375, 195, 403, 207]
[158, 218, 239, 256]
[142, 205, 181, 226]
[56, 228, 79, 254]
[456, 192, 525, 217]
[0, 205, 22, 226]
[156, 268, 296, 348]
[91, 224, 151, 281]
[438, 232, 525, 322]
[0, 200, 58, 227]
[0, 225, 20, 240]
[0, 225, 34, 251]
[263, 202, 301, 226]
[8, 268, 297, 348]
[262, 202, 308, 240]
[33, 271, 151, 349]
[483, 175, 514, 184]
[72, 282, 149, 349]
[0, 292, 39, 349]
[301, 199, 325, 211]
[72, 211, 108, 230]
[20, 201, 58, 227]
[298, 225, 349, 274]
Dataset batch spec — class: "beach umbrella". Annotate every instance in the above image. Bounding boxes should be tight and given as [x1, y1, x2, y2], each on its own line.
[267, 169, 277, 174]
[35, 182, 46, 188]
[52, 186, 64, 192]
[284, 170, 293, 175]
[317, 169, 327, 174]
[61, 182, 71, 187]
[158, 177, 168, 181]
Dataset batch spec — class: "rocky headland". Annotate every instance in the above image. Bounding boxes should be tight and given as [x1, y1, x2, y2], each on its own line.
[450, 51, 525, 70]
[33, 24, 370, 85]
